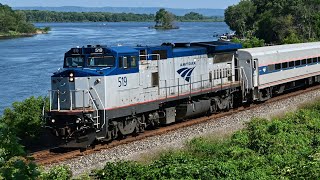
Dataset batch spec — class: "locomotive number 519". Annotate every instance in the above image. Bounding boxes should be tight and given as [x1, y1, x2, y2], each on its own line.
[118, 76, 127, 87]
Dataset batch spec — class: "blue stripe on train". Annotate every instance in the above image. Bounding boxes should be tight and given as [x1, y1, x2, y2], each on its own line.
[259, 62, 319, 75]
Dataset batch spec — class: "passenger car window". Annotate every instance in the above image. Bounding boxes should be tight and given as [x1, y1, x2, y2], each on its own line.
[289, 61, 294, 67]
[312, 57, 317, 63]
[268, 64, 275, 71]
[307, 58, 312, 64]
[302, 59, 307, 65]
[282, 62, 288, 69]
[295, 60, 301, 66]
[275, 64, 281, 70]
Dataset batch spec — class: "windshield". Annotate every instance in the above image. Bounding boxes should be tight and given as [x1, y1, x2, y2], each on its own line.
[65, 56, 84, 67]
[87, 56, 115, 67]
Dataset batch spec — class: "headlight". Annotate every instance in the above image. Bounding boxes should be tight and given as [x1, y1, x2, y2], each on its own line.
[69, 72, 75, 82]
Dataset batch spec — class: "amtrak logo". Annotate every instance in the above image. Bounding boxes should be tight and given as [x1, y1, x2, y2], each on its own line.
[263, 67, 267, 72]
[180, 62, 196, 66]
[177, 67, 196, 82]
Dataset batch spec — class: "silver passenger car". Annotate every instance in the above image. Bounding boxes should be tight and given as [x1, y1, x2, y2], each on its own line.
[238, 42, 320, 101]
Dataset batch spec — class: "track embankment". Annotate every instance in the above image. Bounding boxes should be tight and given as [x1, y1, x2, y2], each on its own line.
[33, 85, 320, 177]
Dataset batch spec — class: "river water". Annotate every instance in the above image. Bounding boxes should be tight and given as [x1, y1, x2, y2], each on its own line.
[0, 22, 230, 114]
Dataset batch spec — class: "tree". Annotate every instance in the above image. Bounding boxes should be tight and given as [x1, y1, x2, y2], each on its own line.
[154, 8, 176, 29]
[183, 12, 205, 21]
[225, 0, 320, 43]
[0, 4, 37, 35]
[225, 0, 256, 38]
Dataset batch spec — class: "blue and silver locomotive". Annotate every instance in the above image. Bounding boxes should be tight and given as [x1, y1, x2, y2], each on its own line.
[45, 41, 320, 148]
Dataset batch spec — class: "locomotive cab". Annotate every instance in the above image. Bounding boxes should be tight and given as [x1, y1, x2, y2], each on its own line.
[46, 45, 141, 147]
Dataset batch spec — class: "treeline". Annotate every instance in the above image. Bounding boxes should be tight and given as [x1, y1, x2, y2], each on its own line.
[18, 10, 224, 23]
[0, 4, 37, 35]
[177, 12, 223, 22]
[225, 0, 320, 44]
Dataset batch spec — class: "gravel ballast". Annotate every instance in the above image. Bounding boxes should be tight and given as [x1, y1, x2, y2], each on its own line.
[47, 89, 320, 177]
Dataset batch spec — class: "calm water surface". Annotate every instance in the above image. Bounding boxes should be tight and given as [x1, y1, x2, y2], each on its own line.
[0, 22, 230, 114]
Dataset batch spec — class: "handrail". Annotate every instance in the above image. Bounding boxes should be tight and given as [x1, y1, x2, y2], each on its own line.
[90, 87, 105, 109]
[48, 89, 105, 130]
[139, 54, 160, 60]
[240, 67, 249, 91]
[48, 89, 96, 111]
[42, 96, 47, 124]
[86, 91, 102, 129]
[157, 71, 231, 98]
[89, 87, 106, 129]
[87, 91, 99, 110]
[139, 54, 160, 66]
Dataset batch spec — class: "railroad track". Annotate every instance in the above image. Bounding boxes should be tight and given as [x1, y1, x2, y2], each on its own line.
[32, 85, 320, 165]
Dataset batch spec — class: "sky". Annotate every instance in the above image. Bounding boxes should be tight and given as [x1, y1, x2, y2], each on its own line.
[1, 0, 240, 9]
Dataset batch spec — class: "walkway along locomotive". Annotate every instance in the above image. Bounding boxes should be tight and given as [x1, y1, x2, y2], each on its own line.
[45, 41, 320, 148]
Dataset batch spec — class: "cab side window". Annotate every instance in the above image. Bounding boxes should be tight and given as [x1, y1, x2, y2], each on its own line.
[119, 56, 138, 69]
[131, 56, 138, 67]
[119, 56, 129, 69]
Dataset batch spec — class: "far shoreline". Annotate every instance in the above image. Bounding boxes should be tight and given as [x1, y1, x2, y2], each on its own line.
[0, 29, 50, 39]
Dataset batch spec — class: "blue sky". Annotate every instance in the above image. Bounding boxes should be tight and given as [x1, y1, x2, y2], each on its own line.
[1, 0, 240, 9]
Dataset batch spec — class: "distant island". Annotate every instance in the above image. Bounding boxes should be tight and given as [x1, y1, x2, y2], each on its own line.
[151, 8, 179, 30]
[0, 4, 50, 38]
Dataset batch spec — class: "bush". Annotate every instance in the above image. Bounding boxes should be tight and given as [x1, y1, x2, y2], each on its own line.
[0, 96, 48, 141]
[39, 165, 72, 180]
[282, 32, 302, 44]
[94, 161, 146, 179]
[43, 26, 51, 32]
[93, 101, 320, 179]
[0, 123, 25, 160]
[0, 156, 39, 180]
[231, 37, 265, 48]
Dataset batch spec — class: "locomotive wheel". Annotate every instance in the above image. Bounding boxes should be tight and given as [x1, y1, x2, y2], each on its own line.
[118, 119, 138, 136]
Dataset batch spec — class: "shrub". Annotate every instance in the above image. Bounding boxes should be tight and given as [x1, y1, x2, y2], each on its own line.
[39, 165, 72, 180]
[282, 32, 302, 44]
[43, 26, 51, 32]
[93, 101, 320, 179]
[0, 96, 48, 141]
[231, 37, 265, 48]
[0, 156, 39, 179]
[94, 161, 146, 179]
[0, 123, 25, 160]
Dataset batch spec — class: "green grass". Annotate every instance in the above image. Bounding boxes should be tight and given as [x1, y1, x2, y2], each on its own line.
[93, 101, 320, 179]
